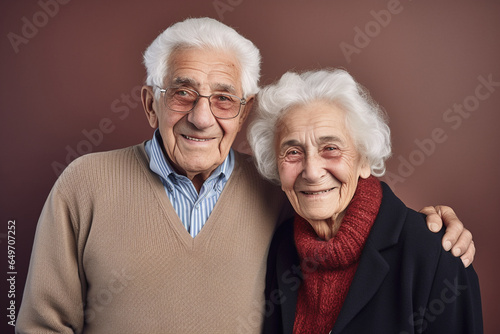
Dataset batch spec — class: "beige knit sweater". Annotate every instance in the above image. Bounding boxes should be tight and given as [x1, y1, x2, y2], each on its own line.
[16, 144, 288, 334]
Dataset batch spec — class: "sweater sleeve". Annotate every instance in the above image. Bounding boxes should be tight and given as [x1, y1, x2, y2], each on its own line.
[421, 250, 483, 334]
[16, 170, 87, 333]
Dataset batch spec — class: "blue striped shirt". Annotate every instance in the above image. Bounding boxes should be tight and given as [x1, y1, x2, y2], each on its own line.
[144, 130, 234, 237]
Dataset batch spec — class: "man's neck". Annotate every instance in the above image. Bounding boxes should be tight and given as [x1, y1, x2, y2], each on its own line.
[186, 172, 211, 193]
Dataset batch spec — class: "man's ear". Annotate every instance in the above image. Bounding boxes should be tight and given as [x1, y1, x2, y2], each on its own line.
[237, 95, 255, 129]
[142, 85, 158, 128]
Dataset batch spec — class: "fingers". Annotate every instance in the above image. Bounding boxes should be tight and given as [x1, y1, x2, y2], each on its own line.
[460, 240, 475, 268]
[420, 205, 476, 266]
[450, 227, 473, 257]
[439, 206, 463, 251]
[420, 205, 442, 233]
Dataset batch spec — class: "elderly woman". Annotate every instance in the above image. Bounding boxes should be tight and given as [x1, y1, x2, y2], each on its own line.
[248, 69, 482, 334]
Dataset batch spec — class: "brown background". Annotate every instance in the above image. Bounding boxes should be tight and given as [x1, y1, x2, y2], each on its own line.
[1, 0, 499, 332]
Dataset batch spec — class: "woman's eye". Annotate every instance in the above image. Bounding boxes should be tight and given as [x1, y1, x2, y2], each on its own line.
[284, 149, 302, 162]
[323, 146, 341, 157]
[324, 146, 339, 152]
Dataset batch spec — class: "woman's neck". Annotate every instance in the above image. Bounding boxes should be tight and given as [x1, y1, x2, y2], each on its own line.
[306, 211, 346, 241]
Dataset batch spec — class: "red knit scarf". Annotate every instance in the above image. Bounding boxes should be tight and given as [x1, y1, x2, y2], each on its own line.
[293, 176, 383, 334]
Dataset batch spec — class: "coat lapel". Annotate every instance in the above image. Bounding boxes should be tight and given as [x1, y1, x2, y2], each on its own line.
[331, 241, 389, 333]
[332, 182, 407, 333]
[276, 224, 302, 334]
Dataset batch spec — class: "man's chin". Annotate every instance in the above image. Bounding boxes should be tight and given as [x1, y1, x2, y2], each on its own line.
[183, 161, 219, 178]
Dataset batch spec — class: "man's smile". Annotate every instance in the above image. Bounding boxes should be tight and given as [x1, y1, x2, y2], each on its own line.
[182, 134, 214, 142]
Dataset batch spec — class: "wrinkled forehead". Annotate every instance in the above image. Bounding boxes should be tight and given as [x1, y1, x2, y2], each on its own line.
[277, 100, 348, 129]
[275, 100, 353, 143]
[165, 46, 243, 93]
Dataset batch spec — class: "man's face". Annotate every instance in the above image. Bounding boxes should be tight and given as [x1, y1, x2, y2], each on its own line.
[143, 48, 251, 186]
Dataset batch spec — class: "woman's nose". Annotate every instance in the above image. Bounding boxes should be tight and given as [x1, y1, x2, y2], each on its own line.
[301, 155, 325, 182]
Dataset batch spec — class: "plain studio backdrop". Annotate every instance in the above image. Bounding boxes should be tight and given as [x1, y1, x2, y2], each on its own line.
[1, 1, 499, 333]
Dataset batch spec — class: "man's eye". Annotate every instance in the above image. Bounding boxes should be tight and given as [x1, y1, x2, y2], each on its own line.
[216, 94, 234, 102]
[176, 90, 189, 96]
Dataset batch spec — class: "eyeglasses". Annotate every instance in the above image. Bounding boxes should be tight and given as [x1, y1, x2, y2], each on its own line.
[157, 87, 247, 119]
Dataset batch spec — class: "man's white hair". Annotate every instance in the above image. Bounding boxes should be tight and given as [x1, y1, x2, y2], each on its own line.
[248, 69, 392, 184]
[143, 17, 261, 99]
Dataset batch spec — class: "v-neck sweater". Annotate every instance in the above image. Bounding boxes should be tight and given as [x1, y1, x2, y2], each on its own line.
[17, 143, 288, 334]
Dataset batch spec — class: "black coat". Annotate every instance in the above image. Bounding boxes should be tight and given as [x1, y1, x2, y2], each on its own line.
[263, 182, 483, 334]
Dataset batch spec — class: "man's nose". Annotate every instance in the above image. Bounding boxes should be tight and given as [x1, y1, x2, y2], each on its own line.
[187, 96, 216, 129]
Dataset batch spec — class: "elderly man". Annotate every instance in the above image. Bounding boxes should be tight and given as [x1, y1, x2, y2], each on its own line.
[17, 18, 474, 333]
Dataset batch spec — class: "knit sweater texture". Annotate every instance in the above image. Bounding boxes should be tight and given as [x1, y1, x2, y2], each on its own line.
[16, 144, 288, 334]
[292, 176, 382, 334]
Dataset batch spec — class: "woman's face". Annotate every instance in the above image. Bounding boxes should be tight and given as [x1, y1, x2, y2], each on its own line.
[276, 100, 371, 224]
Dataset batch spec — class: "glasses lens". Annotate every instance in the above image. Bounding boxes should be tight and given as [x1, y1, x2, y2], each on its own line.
[210, 94, 241, 118]
[166, 88, 197, 112]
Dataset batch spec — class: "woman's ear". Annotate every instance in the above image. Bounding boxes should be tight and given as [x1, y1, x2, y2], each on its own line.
[142, 86, 158, 128]
[359, 157, 371, 179]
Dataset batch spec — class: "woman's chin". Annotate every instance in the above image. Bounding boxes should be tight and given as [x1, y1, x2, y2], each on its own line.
[299, 210, 338, 224]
